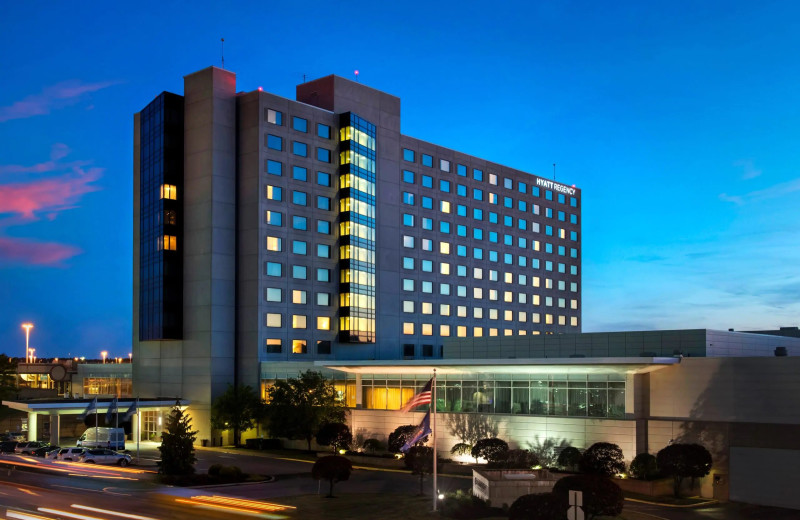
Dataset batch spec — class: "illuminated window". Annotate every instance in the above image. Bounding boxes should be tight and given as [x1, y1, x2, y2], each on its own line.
[504, 310, 513, 321]
[403, 301, 414, 313]
[489, 328, 498, 337]
[473, 307, 483, 319]
[546, 314, 554, 325]
[403, 322, 414, 335]
[457, 326, 467, 337]
[440, 304, 450, 316]
[266, 313, 282, 327]
[422, 302, 433, 314]
[571, 299, 578, 310]
[160, 184, 177, 200]
[293, 290, 307, 304]
[292, 315, 307, 329]
[473, 327, 483, 337]
[440, 242, 450, 255]
[504, 329, 513, 336]
[292, 340, 307, 354]
[457, 306, 467, 317]
[519, 311, 527, 322]
[473, 287, 483, 299]
[489, 309, 498, 320]
[533, 277, 541, 288]
[266, 109, 282, 125]
[489, 290, 498, 301]
[571, 317, 578, 327]
[164, 210, 176, 226]
[266, 237, 282, 252]
[160, 235, 177, 251]
[317, 317, 331, 330]
[440, 262, 450, 275]
[265, 338, 282, 354]
[440, 325, 450, 336]
[421, 324, 433, 336]
[440, 201, 451, 213]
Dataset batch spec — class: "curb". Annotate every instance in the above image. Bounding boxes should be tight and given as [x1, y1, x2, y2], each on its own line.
[625, 496, 719, 508]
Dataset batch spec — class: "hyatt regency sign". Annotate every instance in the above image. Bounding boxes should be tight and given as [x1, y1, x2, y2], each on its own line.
[536, 177, 577, 196]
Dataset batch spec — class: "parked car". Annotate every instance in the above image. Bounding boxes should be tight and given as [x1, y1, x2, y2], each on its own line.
[45, 447, 63, 460]
[35, 445, 60, 458]
[15, 442, 49, 455]
[77, 448, 132, 467]
[57, 447, 87, 461]
[0, 441, 18, 453]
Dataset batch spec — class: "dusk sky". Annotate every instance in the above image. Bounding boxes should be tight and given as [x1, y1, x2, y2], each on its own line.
[2, 1, 799, 358]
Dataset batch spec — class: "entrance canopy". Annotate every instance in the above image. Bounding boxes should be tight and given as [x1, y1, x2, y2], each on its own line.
[318, 356, 680, 375]
[1, 397, 189, 415]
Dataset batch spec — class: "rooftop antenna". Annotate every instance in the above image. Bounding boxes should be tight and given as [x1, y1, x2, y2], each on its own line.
[221, 38, 225, 69]
[553, 163, 556, 181]
[303, 74, 306, 83]
[354, 69, 359, 82]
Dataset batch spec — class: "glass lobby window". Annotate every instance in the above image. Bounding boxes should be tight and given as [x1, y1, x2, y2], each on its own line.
[266, 109, 283, 125]
[317, 123, 331, 139]
[422, 154, 433, 167]
[292, 141, 308, 157]
[267, 134, 282, 150]
[160, 184, 177, 200]
[403, 148, 415, 162]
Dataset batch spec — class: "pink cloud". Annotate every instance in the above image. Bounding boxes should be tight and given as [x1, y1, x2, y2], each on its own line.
[0, 166, 102, 220]
[0, 80, 116, 123]
[0, 236, 82, 266]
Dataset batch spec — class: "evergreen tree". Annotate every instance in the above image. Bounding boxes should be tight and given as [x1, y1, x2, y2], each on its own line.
[158, 400, 198, 475]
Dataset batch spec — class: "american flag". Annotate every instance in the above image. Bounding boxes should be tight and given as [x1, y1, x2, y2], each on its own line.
[401, 377, 433, 413]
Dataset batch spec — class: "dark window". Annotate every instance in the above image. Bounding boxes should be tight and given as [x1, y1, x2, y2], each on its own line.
[317, 147, 331, 163]
[317, 171, 331, 186]
[403, 148, 415, 162]
[422, 344, 434, 357]
[317, 340, 332, 355]
[293, 141, 307, 157]
[403, 344, 415, 357]
[457, 164, 467, 176]
[266, 339, 282, 354]
[292, 116, 308, 132]
[317, 123, 331, 139]
[292, 191, 307, 206]
[293, 166, 307, 181]
[267, 160, 282, 176]
[267, 134, 282, 151]
[422, 154, 433, 167]
[403, 170, 415, 184]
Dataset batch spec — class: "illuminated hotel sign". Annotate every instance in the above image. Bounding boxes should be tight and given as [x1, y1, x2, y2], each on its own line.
[535, 177, 577, 196]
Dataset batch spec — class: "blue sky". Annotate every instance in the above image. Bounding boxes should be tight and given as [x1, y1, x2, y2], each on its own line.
[1, 1, 798, 358]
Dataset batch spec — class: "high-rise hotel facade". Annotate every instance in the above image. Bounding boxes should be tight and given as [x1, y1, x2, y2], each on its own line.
[133, 66, 581, 439]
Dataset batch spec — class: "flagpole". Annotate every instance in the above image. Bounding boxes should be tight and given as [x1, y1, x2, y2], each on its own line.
[432, 368, 437, 512]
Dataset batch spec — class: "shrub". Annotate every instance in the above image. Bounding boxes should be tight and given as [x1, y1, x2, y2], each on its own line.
[440, 490, 503, 519]
[553, 474, 624, 520]
[388, 425, 422, 453]
[471, 438, 509, 463]
[508, 493, 565, 520]
[207, 463, 223, 476]
[450, 442, 472, 457]
[578, 442, 625, 476]
[362, 438, 384, 453]
[656, 443, 712, 497]
[556, 446, 581, 470]
[218, 465, 244, 480]
[488, 449, 539, 469]
[629, 453, 659, 480]
[312, 455, 352, 498]
[315, 422, 353, 452]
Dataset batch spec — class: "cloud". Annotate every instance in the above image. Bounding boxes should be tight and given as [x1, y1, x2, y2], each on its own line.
[719, 178, 800, 206]
[718, 193, 743, 205]
[0, 165, 102, 220]
[0, 80, 116, 123]
[628, 254, 666, 263]
[734, 159, 762, 180]
[0, 236, 82, 266]
[0, 144, 90, 175]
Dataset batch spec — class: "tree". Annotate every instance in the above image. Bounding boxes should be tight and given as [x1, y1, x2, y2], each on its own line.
[211, 384, 265, 447]
[388, 424, 424, 453]
[158, 400, 198, 476]
[552, 475, 624, 520]
[445, 413, 497, 457]
[471, 437, 509, 463]
[509, 493, 565, 520]
[527, 436, 572, 468]
[629, 453, 659, 480]
[578, 442, 625, 476]
[404, 446, 435, 496]
[557, 446, 582, 471]
[312, 455, 352, 498]
[264, 370, 347, 451]
[0, 355, 18, 421]
[657, 443, 712, 497]
[315, 422, 352, 452]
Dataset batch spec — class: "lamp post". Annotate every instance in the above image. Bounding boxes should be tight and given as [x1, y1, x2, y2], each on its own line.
[128, 353, 132, 363]
[101, 351, 108, 364]
[21, 323, 33, 363]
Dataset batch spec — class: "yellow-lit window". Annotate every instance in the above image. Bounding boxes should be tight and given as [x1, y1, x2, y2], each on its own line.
[162, 235, 177, 251]
[421, 302, 433, 315]
[440, 304, 450, 316]
[292, 315, 307, 329]
[504, 291, 513, 302]
[266, 236, 282, 252]
[473, 287, 482, 299]
[440, 262, 450, 275]
[474, 268, 483, 279]
[571, 317, 578, 327]
[504, 310, 513, 321]
[293, 290, 307, 304]
[160, 184, 177, 200]
[533, 295, 541, 305]
[292, 340, 307, 354]
[533, 240, 540, 251]
[489, 328, 498, 337]
[266, 313, 282, 327]
[403, 322, 414, 335]
[440, 242, 450, 255]
[457, 326, 467, 337]
[532, 313, 541, 323]
[489, 290, 498, 301]
[532, 330, 541, 335]
[571, 299, 578, 310]
[546, 279, 553, 289]
[504, 329, 513, 336]
[403, 301, 414, 313]
[421, 324, 433, 336]
[440, 325, 450, 336]
[317, 317, 330, 330]
[546, 314, 553, 325]
[266, 185, 280, 200]
[559, 228, 566, 239]
[474, 327, 483, 337]
[533, 277, 541, 288]
[440, 201, 451, 213]
[519, 330, 527, 335]
[457, 306, 467, 317]
[504, 272, 513, 283]
[519, 311, 527, 322]
[558, 315, 566, 326]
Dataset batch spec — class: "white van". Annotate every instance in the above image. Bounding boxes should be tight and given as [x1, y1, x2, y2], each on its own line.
[77, 428, 125, 450]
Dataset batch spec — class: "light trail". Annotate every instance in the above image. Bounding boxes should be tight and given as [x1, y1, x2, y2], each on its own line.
[70, 504, 160, 520]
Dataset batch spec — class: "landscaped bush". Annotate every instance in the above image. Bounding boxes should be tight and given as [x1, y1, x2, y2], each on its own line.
[362, 438, 384, 453]
[552, 474, 624, 520]
[578, 442, 626, 476]
[508, 493, 565, 520]
[556, 446, 581, 471]
[207, 463, 223, 476]
[450, 442, 472, 457]
[439, 490, 504, 519]
[388, 425, 422, 453]
[656, 443, 712, 497]
[218, 465, 244, 480]
[315, 422, 353, 452]
[487, 448, 539, 469]
[629, 453, 659, 480]
[471, 438, 509, 463]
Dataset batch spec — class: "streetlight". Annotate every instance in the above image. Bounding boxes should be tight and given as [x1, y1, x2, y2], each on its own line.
[101, 351, 108, 364]
[21, 323, 33, 362]
[128, 353, 132, 363]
